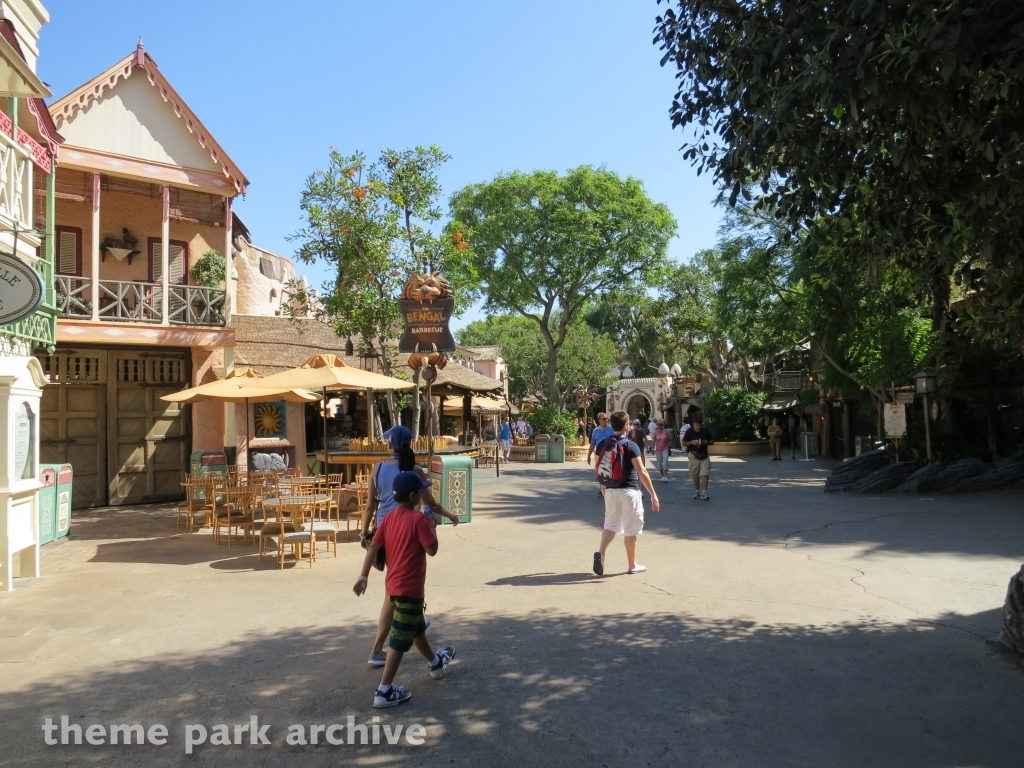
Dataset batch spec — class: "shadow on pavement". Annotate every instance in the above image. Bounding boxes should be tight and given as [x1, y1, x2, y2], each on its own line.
[2, 608, 1022, 768]
[480, 463, 1024, 559]
[485, 572, 602, 587]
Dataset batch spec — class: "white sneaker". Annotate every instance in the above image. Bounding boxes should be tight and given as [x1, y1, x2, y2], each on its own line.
[692, 490, 701, 499]
[701, 491, 710, 501]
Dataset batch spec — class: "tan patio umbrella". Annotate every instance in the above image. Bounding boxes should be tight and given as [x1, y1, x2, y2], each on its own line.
[161, 367, 318, 467]
[253, 354, 415, 472]
[442, 395, 509, 414]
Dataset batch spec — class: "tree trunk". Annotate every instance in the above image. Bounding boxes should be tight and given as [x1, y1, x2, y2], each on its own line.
[538, 327, 559, 406]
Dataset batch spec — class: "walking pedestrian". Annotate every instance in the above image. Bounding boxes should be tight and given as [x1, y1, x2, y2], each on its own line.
[767, 417, 784, 460]
[647, 417, 658, 455]
[499, 416, 512, 462]
[629, 420, 647, 466]
[681, 414, 714, 500]
[588, 412, 615, 496]
[360, 426, 459, 668]
[354, 471, 456, 708]
[592, 410, 660, 575]
[653, 420, 671, 482]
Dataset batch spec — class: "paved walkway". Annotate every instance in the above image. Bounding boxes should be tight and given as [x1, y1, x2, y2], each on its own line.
[2, 454, 1022, 767]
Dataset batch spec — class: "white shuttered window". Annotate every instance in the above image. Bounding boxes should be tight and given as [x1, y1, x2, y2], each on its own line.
[150, 241, 187, 284]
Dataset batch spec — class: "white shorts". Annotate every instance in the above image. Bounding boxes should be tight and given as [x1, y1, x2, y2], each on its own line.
[603, 488, 645, 537]
[500, 439, 511, 452]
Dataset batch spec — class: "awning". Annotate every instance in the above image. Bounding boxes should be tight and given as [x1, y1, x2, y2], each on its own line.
[443, 395, 510, 414]
[0, 35, 49, 97]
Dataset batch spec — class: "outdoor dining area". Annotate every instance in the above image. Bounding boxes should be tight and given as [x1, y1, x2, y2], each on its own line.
[176, 468, 368, 569]
[159, 351, 509, 567]
[162, 353, 419, 568]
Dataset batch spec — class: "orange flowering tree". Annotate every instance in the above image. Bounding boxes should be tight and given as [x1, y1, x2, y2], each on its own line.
[290, 145, 477, 435]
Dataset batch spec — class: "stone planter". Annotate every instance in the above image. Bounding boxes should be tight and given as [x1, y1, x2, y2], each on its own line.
[566, 446, 589, 462]
[708, 441, 770, 456]
[509, 445, 535, 462]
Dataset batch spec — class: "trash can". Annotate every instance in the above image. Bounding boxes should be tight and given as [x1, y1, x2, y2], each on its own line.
[190, 450, 227, 502]
[548, 434, 565, 463]
[39, 464, 73, 545]
[190, 450, 228, 479]
[534, 435, 549, 462]
[429, 455, 472, 524]
[800, 431, 819, 461]
[854, 435, 874, 456]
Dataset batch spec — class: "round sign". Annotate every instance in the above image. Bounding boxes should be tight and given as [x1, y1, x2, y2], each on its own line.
[0, 252, 43, 326]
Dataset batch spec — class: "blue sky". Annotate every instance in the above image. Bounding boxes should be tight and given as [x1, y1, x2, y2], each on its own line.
[40, 0, 722, 328]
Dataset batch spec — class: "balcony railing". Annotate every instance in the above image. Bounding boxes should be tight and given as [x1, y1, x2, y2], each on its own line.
[0, 127, 33, 228]
[765, 370, 810, 392]
[97, 280, 163, 323]
[55, 275, 92, 318]
[56, 276, 226, 327]
[169, 284, 225, 326]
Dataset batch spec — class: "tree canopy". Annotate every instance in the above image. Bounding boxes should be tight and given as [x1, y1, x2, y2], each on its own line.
[458, 314, 617, 407]
[654, 0, 1024, 340]
[290, 146, 476, 433]
[451, 166, 676, 403]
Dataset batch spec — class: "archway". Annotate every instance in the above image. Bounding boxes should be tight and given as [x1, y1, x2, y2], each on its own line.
[625, 393, 655, 423]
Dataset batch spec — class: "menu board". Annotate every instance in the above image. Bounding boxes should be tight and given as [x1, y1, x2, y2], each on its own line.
[14, 401, 34, 479]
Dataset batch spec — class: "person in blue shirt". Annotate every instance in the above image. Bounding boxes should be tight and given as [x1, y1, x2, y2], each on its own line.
[499, 416, 512, 462]
[587, 412, 616, 496]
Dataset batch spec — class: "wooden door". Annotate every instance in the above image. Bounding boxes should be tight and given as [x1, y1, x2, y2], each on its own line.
[108, 353, 189, 505]
[37, 353, 107, 509]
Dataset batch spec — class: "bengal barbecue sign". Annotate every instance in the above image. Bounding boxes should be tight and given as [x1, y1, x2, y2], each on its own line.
[398, 273, 456, 353]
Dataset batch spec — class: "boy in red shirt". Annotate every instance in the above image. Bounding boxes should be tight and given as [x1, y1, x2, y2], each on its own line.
[353, 471, 456, 708]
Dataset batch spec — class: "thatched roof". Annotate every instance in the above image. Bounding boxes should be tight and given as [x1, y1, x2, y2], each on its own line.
[232, 315, 503, 394]
[462, 344, 501, 361]
[233, 315, 351, 376]
[429, 364, 503, 395]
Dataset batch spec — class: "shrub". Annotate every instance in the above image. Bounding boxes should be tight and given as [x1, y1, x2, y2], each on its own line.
[526, 405, 577, 440]
[189, 250, 226, 287]
[702, 387, 768, 442]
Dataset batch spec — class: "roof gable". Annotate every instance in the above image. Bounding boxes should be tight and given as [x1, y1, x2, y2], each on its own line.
[50, 44, 248, 193]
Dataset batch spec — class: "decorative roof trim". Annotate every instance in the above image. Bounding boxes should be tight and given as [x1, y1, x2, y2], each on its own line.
[0, 19, 63, 158]
[49, 42, 248, 194]
[59, 145, 238, 195]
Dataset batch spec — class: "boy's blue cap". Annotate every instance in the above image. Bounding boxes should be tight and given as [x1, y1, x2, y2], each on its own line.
[393, 470, 431, 499]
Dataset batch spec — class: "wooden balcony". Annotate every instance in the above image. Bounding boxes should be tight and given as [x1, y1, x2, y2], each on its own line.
[56, 275, 225, 327]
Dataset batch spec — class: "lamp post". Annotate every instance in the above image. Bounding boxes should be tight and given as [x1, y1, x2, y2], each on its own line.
[913, 370, 937, 461]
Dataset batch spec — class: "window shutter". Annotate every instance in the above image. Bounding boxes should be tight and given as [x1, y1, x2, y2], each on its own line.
[169, 245, 184, 284]
[151, 242, 187, 284]
[59, 231, 78, 275]
[151, 241, 161, 282]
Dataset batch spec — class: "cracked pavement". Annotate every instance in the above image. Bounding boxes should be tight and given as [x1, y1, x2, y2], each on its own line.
[1, 454, 1022, 767]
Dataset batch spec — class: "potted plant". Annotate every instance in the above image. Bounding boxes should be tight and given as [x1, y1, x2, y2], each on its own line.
[701, 387, 770, 456]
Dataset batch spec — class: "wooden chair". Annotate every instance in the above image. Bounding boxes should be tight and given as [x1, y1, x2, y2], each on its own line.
[213, 487, 255, 548]
[177, 475, 214, 532]
[271, 496, 317, 568]
[303, 495, 337, 557]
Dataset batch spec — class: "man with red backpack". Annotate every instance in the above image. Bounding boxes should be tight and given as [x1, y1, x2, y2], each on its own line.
[593, 410, 661, 575]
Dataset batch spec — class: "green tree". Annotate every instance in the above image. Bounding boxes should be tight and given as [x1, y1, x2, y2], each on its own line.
[290, 146, 476, 435]
[451, 166, 676, 405]
[654, 0, 1024, 342]
[458, 314, 617, 407]
[702, 387, 768, 442]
